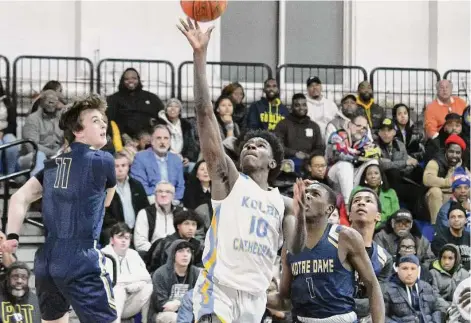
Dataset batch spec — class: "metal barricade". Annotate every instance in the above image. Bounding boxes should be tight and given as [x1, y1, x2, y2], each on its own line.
[178, 61, 272, 117]
[96, 59, 175, 101]
[0, 55, 10, 96]
[443, 69, 470, 103]
[370, 67, 441, 122]
[276, 64, 368, 107]
[12, 56, 94, 135]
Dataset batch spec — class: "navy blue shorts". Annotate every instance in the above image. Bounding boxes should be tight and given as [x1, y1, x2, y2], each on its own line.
[34, 239, 117, 322]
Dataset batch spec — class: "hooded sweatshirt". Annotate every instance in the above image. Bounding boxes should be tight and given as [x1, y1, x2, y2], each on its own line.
[246, 97, 289, 131]
[148, 239, 200, 322]
[306, 96, 339, 138]
[430, 244, 470, 305]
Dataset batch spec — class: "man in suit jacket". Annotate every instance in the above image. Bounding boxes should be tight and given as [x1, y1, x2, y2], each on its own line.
[100, 153, 150, 246]
[130, 125, 185, 202]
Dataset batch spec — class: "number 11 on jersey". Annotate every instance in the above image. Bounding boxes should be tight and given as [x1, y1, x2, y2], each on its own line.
[54, 157, 72, 189]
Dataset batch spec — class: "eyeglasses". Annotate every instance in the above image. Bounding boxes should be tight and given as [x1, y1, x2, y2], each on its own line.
[400, 245, 416, 251]
[353, 123, 368, 132]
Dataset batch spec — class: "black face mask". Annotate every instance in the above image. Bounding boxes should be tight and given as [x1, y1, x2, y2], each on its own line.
[359, 92, 372, 102]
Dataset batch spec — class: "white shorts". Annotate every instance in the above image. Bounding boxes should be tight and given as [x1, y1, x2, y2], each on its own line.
[192, 271, 267, 323]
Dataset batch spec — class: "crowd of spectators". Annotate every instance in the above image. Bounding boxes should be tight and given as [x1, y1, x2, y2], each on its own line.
[0, 68, 469, 323]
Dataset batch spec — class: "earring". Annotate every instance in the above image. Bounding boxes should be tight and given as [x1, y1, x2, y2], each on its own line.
[364, 180, 368, 184]
[381, 180, 383, 185]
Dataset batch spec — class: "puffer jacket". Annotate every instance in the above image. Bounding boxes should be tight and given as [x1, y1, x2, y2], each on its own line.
[384, 273, 447, 323]
[430, 244, 470, 305]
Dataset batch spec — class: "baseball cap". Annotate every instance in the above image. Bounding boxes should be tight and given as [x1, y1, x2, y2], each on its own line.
[306, 76, 321, 87]
[379, 118, 394, 130]
[445, 113, 462, 123]
[392, 209, 413, 222]
[341, 93, 356, 104]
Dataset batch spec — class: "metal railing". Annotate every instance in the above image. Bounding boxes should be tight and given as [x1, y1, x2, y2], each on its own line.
[96, 58, 175, 101]
[443, 69, 470, 102]
[370, 67, 441, 122]
[277, 64, 368, 107]
[178, 61, 273, 117]
[0, 139, 38, 230]
[12, 55, 94, 134]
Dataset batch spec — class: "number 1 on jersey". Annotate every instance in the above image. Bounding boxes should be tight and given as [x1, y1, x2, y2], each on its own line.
[306, 277, 316, 299]
[54, 157, 72, 189]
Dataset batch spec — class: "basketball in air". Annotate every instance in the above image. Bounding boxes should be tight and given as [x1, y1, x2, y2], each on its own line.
[180, 0, 228, 22]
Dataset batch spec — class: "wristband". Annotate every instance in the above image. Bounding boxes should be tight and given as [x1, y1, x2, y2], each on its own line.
[7, 233, 19, 241]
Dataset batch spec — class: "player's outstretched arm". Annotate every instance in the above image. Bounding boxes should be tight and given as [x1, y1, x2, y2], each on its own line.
[267, 247, 292, 311]
[283, 179, 306, 255]
[177, 18, 238, 199]
[341, 228, 385, 323]
[5, 177, 43, 251]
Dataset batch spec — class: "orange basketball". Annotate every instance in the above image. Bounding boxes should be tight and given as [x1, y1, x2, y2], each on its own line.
[180, 0, 228, 22]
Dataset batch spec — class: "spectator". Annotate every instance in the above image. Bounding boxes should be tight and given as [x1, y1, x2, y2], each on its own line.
[147, 208, 203, 272]
[0, 262, 41, 323]
[213, 95, 241, 145]
[432, 201, 470, 270]
[384, 255, 446, 323]
[374, 209, 435, 265]
[461, 106, 470, 170]
[430, 244, 469, 307]
[423, 134, 469, 223]
[304, 154, 349, 226]
[0, 231, 16, 283]
[156, 98, 199, 173]
[101, 152, 149, 246]
[101, 223, 153, 323]
[326, 113, 378, 202]
[148, 240, 200, 323]
[18, 90, 64, 175]
[356, 81, 385, 132]
[0, 85, 18, 176]
[183, 160, 212, 241]
[106, 68, 164, 140]
[437, 169, 470, 234]
[305, 76, 338, 139]
[424, 112, 463, 165]
[324, 93, 361, 146]
[424, 80, 467, 139]
[30, 80, 67, 114]
[221, 82, 247, 131]
[351, 162, 400, 227]
[0, 79, 17, 138]
[392, 103, 425, 161]
[246, 78, 288, 131]
[448, 277, 471, 323]
[274, 93, 324, 173]
[131, 125, 185, 202]
[133, 181, 180, 255]
[393, 234, 433, 285]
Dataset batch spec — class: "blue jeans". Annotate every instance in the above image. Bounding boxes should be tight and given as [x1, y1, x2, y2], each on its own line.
[0, 133, 20, 175]
[17, 150, 47, 176]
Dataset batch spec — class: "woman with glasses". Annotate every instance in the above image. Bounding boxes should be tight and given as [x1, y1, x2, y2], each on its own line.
[393, 234, 433, 285]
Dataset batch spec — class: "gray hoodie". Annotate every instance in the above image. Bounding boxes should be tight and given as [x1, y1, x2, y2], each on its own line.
[148, 239, 201, 323]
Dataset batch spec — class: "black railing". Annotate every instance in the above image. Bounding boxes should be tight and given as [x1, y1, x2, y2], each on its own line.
[96, 58, 175, 101]
[178, 61, 273, 117]
[12, 55, 94, 134]
[370, 67, 441, 122]
[277, 64, 368, 107]
[443, 69, 470, 102]
[0, 139, 38, 230]
[0, 55, 10, 96]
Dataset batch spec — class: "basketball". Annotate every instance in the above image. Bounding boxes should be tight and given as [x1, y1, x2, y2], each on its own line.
[180, 0, 228, 22]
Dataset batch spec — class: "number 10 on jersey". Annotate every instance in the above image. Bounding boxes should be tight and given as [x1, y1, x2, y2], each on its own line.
[249, 215, 269, 238]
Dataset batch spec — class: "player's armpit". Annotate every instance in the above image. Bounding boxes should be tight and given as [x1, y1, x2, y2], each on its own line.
[282, 193, 306, 255]
[341, 228, 385, 323]
[104, 186, 116, 207]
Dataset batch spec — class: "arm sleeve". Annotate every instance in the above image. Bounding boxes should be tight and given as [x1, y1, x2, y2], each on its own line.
[246, 103, 261, 130]
[423, 160, 451, 188]
[152, 271, 170, 313]
[174, 160, 185, 201]
[133, 209, 152, 252]
[424, 103, 439, 139]
[130, 155, 154, 196]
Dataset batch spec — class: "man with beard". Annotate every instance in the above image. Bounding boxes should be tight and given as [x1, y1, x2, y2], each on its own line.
[0, 262, 41, 323]
[356, 81, 385, 132]
[106, 68, 164, 140]
[424, 134, 470, 224]
[267, 181, 384, 323]
[305, 76, 339, 139]
[424, 112, 463, 164]
[348, 188, 393, 322]
[247, 78, 289, 131]
[274, 93, 324, 173]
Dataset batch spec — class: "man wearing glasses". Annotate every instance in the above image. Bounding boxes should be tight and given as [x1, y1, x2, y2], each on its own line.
[326, 113, 381, 203]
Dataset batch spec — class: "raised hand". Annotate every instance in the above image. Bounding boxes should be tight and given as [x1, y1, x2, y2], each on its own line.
[177, 17, 214, 53]
[292, 178, 306, 219]
[1, 239, 18, 254]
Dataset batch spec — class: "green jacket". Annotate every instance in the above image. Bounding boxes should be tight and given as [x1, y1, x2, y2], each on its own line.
[351, 186, 400, 228]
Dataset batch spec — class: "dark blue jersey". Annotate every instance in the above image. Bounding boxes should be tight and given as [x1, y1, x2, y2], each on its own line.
[36, 142, 116, 241]
[287, 224, 355, 319]
[354, 241, 389, 298]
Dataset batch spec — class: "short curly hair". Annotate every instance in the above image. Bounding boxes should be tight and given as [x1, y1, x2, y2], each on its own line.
[238, 129, 284, 182]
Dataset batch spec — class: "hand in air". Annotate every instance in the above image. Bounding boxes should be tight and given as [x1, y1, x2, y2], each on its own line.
[1, 239, 18, 254]
[177, 17, 214, 52]
[292, 178, 306, 219]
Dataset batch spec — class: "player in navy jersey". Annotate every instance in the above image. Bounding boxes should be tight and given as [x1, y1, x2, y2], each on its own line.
[3, 95, 118, 323]
[267, 181, 385, 323]
[348, 187, 393, 321]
